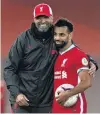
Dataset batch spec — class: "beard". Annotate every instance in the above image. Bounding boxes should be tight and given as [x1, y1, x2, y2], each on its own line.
[55, 41, 68, 49]
[35, 22, 52, 32]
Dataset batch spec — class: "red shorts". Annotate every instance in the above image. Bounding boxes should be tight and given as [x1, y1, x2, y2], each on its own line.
[52, 94, 87, 113]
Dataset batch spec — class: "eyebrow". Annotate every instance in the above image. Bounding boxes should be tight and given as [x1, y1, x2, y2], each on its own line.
[54, 32, 65, 34]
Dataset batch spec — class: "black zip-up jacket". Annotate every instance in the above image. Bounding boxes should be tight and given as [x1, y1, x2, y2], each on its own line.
[4, 23, 98, 107]
[4, 23, 58, 107]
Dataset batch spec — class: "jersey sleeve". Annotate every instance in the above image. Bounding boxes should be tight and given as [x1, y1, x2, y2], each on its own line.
[75, 53, 89, 74]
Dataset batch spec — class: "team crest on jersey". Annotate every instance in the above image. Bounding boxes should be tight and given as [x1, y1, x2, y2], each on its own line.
[61, 59, 68, 67]
[82, 58, 88, 66]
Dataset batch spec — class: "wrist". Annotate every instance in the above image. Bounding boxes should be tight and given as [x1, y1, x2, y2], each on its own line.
[15, 93, 23, 99]
[66, 90, 73, 97]
[8, 86, 20, 98]
[65, 90, 72, 98]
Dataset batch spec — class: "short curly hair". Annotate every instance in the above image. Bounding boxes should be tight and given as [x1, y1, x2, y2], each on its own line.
[54, 18, 73, 32]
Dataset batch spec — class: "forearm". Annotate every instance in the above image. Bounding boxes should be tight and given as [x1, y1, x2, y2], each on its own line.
[4, 59, 20, 97]
[4, 71, 20, 97]
[8, 86, 20, 98]
[67, 80, 92, 97]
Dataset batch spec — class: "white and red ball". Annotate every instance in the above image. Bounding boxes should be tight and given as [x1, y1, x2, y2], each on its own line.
[55, 84, 79, 107]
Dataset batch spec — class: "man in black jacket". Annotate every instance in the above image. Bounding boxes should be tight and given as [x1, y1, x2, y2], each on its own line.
[4, 3, 98, 113]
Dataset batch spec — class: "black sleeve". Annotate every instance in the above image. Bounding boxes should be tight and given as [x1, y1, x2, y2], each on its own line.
[3, 35, 25, 98]
[87, 54, 98, 71]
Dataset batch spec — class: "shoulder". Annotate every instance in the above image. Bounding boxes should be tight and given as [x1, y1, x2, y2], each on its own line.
[73, 47, 89, 66]
[74, 47, 88, 58]
[16, 29, 30, 42]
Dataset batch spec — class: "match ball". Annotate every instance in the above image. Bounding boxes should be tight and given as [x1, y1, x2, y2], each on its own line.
[55, 84, 79, 107]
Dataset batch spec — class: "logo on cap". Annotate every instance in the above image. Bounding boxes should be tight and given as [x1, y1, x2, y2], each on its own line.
[40, 7, 43, 12]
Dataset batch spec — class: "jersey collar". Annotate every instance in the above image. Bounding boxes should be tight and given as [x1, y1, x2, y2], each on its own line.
[59, 44, 75, 55]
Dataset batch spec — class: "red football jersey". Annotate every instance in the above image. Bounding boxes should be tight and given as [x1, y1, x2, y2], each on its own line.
[52, 44, 89, 113]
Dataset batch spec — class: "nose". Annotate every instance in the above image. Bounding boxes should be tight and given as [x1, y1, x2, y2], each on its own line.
[40, 18, 46, 23]
[54, 35, 60, 40]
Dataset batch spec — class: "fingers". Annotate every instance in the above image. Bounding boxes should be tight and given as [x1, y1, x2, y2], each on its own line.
[24, 95, 29, 102]
[88, 70, 94, 75]
[56, 98, 64, 106]
[55, 91, 61, 99]
[88, 63, 96, 77]
[88, 67, 96, 76]
[18, 99, 29, 106]
[56, 94, 64, 105]
[16, 94, 29, 106]
[57, 90, 63, 95]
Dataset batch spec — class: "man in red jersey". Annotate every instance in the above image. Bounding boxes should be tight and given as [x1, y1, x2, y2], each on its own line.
[52, 18, 93, 113]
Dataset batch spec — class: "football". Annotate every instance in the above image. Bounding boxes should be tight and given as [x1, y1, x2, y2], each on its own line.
[55, 84, 79, 107]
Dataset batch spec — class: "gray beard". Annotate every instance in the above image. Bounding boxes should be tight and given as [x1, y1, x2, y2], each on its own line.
[36, 24, 51, 32]
[38, 26, 49, 32]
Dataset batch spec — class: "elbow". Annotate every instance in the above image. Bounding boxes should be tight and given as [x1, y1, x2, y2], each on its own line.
[88, 83, 92, 88]
[86, 81, 92, 88]
[83, 80, 92, 90]
[89, 83, 92, 87]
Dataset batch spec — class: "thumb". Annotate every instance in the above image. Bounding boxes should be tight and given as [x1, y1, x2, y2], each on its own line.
[57, 90, 62, 95]
[24, 95, 29, 101]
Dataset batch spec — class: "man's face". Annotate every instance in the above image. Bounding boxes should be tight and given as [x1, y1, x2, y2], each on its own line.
[54, 26, 71, 49]
[34, 15, 53, 32]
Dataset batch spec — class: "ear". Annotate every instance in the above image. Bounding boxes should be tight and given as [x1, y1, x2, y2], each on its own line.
[50, 16, 53, 23]
[69, 32, 73, 41]
[34, 18, 36, 22]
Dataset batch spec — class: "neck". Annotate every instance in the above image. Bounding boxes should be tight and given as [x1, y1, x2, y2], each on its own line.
[59, 41, 72, 53]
